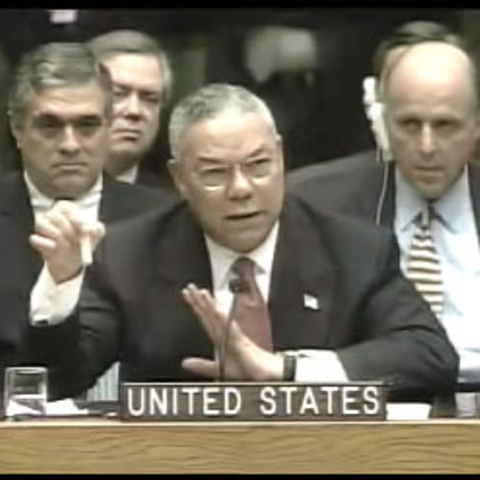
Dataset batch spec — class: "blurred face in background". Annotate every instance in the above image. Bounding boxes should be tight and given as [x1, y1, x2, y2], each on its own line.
[12, 81, 110, 199]
[102, 53, 164, 176]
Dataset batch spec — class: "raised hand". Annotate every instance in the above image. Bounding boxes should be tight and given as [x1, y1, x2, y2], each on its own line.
[181, 283, 283, 381]
[29, 200, 105, 283]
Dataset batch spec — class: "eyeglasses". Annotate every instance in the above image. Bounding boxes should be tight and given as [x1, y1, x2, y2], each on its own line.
[196, 158, 276, 189]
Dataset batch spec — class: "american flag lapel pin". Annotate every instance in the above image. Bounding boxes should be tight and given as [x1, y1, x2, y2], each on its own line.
[303, 293, 320, 311]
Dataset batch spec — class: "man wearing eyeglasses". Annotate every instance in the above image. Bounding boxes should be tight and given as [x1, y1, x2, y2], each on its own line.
[26, 83, 457, 402]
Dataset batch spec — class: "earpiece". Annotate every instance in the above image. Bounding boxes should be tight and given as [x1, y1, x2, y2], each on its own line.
[363, 77, 391, 226]
[362, 77, 392, 162]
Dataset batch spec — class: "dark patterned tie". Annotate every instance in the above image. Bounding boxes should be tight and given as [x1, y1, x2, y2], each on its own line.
[229, 257, 273, 351]
[405, 207, 443, 318]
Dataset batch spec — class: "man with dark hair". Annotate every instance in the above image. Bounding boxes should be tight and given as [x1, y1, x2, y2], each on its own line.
[289, 23, 480, 416]
[26, 83, 457, 404]
[0, 42, 170, 400]
[88, 29, 174, 191]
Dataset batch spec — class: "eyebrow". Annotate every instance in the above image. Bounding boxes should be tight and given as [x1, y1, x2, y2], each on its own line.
[247, 146, 271, 158]
[197, 147, 272, 165]
[32, 113, 104, 127]
[197, 157, 226, 166]
[113, 81, 161, 96]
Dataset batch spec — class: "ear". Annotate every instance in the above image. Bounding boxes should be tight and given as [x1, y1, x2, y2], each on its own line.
[9, 117, 21, 148]
[474, 109, 480, 142]
[275, 134, 285, 173]
[167, 158, 188, 199]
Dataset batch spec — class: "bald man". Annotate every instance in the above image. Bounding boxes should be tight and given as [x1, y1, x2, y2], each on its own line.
[290, 35, 480, 416]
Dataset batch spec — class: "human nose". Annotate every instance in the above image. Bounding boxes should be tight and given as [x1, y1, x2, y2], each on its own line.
[59, 125, 80, 153]
[121, 92, 142, 117]
[227, 166, 253, 199]
[419, 124, 436, 155]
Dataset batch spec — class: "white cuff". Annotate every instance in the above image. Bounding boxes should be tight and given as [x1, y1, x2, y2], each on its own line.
[30, 266, 84, 326]
[286, 349, 349, 383]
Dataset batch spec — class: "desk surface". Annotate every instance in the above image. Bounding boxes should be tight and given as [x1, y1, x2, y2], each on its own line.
[0, 419, 479, 473]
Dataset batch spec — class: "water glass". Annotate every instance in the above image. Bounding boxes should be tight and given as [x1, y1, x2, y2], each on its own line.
[4, 366, 48, 418]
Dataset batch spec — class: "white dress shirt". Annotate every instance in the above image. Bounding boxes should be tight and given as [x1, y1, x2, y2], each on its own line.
[114, 164, 139, 185]
[29, 171, 102, 324]
[27, 172, 119, 402]
[395, 166, 480, 415]
[25, 171, 102, 223]
[29, 171, 102, 325]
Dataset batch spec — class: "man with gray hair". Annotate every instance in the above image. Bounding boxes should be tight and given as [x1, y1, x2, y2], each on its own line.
[26, 83, 457, 403]
[88, 29, 174, 191]
[0, 42, 169, 400]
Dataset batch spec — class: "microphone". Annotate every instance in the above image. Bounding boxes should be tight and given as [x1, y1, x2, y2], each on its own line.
[218, 275, 249, 381]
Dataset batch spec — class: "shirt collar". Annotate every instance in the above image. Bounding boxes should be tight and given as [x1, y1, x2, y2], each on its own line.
[395, 166, 470, 233]
[395, 168, 425, 231]
[24, 170, 103, 214]
[435, 166, 471, 233]
[115, 164, 139, 184]
[205, 221, 280, 292]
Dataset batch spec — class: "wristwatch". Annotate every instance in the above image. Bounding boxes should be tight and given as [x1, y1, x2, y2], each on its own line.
[283, 353, 297, 381]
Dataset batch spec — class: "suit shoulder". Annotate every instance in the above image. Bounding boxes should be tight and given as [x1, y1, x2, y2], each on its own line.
[292, 195, 394, 247]
[0, 171, 23, 192]
[98, 201, 189, 274]
[105, 200, 180, 240]
[287, 150, 377, 189]
[107, 177, 173, 203]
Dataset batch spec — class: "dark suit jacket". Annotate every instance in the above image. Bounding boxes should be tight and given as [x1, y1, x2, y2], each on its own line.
[27, 195, 458, 401]
[135, 167, 177, 196]
[287, 151, 480, 234]
[0, 214, 32, 386]
[0, 171, 173, 380]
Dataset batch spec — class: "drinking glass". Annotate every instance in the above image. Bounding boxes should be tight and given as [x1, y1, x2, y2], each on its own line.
[4, 366, 48, 418]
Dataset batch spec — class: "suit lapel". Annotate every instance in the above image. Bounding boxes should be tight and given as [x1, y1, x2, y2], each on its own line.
[0, 172, 35, 235]
[269, 197, 336, 350]
[99, 174, 127, 223]
[0, 172, 42, 282]
[150, 205, 214, 362]
[342, 158, 396, 227]
[153, 205, 212, 289]
[468, 163, 480, 246]
[378, 161, 396, 228]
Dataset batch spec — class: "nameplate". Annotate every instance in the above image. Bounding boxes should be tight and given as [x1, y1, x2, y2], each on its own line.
[119, 382, 386, 422]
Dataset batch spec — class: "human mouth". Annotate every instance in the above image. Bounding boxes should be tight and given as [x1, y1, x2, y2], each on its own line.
[52, 161, 87, 173]
[112, 128, 141, 140]
[414, 165, 442, 176]
[225, 211, 262, 222]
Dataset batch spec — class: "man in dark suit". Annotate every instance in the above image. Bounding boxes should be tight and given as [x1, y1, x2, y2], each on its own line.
[26, 83, 458, 402]
[88, 30, 176, 194]
[0, 42, 171, 400]
[289, 25, 480, 415]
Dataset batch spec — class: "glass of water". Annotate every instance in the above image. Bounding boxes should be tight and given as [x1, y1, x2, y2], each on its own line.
[4, 366, 48, 418]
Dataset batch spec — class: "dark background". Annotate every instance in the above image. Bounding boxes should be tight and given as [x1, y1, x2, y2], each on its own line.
[0, 8, 462, 175]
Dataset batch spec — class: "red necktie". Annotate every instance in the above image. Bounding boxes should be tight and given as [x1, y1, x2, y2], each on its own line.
[229, 257, 273, 351]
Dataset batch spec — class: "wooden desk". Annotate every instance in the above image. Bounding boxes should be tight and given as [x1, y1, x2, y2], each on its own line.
[0, 419, 479, 473]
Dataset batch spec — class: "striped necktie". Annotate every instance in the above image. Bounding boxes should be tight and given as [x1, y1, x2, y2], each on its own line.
[405, 207, 443, 318]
